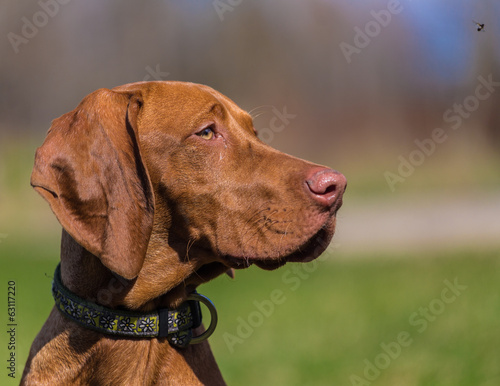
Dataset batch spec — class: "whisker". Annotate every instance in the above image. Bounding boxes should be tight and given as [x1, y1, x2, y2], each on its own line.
[239, 205, 270, 245]
[248, 105, 274, 120]
[278, 221, 293, 255]
[185, 238, 196, 262]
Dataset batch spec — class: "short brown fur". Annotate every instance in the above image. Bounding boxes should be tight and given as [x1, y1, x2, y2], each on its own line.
[22, 81, 346, 385]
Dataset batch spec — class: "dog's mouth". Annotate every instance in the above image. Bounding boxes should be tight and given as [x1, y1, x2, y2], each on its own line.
[221, 218, 335, 271]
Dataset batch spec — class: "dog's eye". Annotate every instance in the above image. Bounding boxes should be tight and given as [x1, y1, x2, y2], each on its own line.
[197, 126, 215, 140]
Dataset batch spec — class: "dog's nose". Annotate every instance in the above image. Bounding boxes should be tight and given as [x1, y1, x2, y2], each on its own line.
[305, 168, 346, 208]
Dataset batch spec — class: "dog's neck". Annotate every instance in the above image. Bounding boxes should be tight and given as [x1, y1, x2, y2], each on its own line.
[59, 230, 182, 310]
[59, 230, 228, 311]
[28, 231, 227, 385]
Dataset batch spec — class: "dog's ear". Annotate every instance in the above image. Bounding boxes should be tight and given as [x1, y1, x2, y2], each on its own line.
[31, 88, 154, 280]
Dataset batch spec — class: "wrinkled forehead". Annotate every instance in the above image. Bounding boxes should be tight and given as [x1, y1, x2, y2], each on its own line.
[137, 82, 253, 132]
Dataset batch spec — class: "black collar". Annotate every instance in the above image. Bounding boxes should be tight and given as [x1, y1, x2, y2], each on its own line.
[51, 264, 217, 347]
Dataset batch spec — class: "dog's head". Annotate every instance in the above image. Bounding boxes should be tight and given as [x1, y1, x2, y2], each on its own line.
[31, 81, 346, 304]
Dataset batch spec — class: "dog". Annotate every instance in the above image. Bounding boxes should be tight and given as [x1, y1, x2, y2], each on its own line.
[22, 81, 346, 385]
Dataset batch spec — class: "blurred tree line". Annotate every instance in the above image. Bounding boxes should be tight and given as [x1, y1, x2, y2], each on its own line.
[1, 0, 499, 162]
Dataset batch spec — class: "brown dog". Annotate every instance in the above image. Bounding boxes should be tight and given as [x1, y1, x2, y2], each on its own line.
[22, 81, 346, 385]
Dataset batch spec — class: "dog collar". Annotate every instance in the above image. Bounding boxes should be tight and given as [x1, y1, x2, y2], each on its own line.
[51, 264, 218, 347]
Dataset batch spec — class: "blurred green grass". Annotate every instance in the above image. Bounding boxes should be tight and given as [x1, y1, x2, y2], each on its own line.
[1, 241, 499, 385]
[1, 139, 499, 385]
[204, 249, 500, 386]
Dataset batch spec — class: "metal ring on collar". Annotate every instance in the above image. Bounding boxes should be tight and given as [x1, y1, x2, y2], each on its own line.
[187, 292, 218, 345]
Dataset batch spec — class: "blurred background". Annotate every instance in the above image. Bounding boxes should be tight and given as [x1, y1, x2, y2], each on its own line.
[1, 1, 499, 385]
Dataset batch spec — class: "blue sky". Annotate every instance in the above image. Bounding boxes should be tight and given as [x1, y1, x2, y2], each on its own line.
[399, 0, 498, 84]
